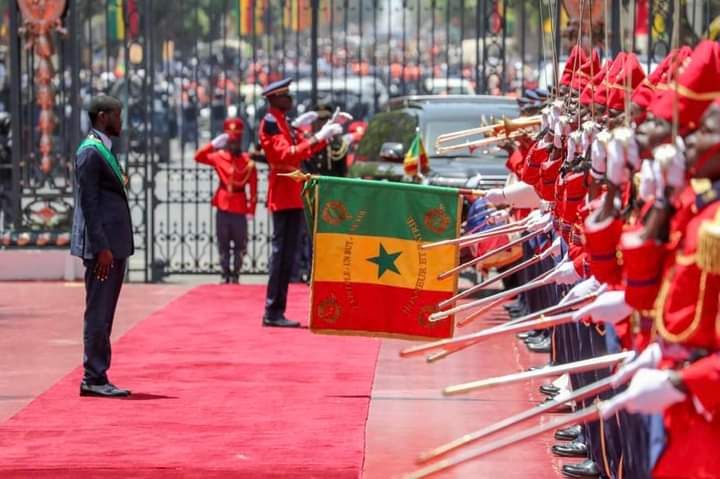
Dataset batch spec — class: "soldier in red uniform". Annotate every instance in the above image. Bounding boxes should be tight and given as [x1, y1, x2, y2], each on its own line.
[258, 78, 346, 327]
[195, 118, 257, 284]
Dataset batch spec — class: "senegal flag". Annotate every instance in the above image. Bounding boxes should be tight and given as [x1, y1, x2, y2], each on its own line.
[304, 177, 460, 340]
[403, 133, 429, 177]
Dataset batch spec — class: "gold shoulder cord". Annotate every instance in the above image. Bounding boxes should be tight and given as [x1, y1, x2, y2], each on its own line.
[655, 263, 709, 344]
[328, 138, 349, 161]
[655, 204, 720, 343]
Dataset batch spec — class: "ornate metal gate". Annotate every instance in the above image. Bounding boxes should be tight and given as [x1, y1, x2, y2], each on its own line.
[1, 0, 716, 281]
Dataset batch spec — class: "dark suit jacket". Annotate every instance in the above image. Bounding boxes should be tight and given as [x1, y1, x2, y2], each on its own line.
[70, 133, 134, 260]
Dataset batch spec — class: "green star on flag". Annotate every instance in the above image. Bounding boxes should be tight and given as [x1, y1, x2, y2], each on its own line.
[367, 243, 402, 278]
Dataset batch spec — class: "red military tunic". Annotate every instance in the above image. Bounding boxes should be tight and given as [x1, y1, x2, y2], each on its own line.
[195, 143, 258, 215]
[259, 107, 327, 212]
[650, 183, 720, 479]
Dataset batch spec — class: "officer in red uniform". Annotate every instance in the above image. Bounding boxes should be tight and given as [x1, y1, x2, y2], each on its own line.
[195, 118, 257, 283]
[259, 78, 346, 327]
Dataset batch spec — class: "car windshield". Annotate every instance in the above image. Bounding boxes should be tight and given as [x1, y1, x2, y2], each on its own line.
[354, 111, 418, 162]
[424, 119, 503, 157]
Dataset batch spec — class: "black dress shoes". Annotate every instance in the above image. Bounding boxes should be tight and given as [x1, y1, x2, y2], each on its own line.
[262, 316, 301, 328]
[552, 440, 588, 458]
[527, 361, 556, 371]
[544, 395, 573, 413]
[524, 331, 547, 344]
[503, 303, 521, 314]
[540, 384, 561, 396]
[562, 459, 600, 478]
[527, 336, 551, 353]
[80, 382, 131, 398]
[555, 424, 583, 441]
[516, 331, 532, 340]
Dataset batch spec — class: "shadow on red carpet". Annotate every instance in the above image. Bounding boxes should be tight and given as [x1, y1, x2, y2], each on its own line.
[0, 284, 380, 478]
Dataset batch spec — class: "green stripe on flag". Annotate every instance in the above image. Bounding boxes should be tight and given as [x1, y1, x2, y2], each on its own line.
[312, 176, 459, 242]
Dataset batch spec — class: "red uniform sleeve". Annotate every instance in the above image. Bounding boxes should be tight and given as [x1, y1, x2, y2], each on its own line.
[681, 354, 720, 414]
[262, 132, 326, 168]
[248, 159, 258, 215]
[194, 143, 216, 166]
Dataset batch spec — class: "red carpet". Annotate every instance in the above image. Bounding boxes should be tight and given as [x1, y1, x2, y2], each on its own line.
[0, 284, 380, 478]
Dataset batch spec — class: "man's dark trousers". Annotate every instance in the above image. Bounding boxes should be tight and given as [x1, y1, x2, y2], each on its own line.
[265, 208, 303, 319]
[216, 209, 248, 278]
[82, 257, 127, 385]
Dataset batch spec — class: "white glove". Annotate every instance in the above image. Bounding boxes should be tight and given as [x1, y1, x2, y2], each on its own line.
[591, 136, 608, 179]
[665, 136, 686, 190]
[545, 237, 563, 258]
[601, 369, 686, 418]
[606, 137, 630, 186]
[466, 174, 483, 189]
[560, 277, 604, 305]
[527, 212, 551, 232]
[553, 121, 564, 148]
[314, 122, 343, 142]
[581, 121, 598, 152]
[566, 134, 577, 163]
[330, 107, 353, 125]
[652, 160, 667, 207]
[626, 136, 640, 171]
[612, 343, 663, 387]
[211, 133, 229, 150]
[546, 261, 581, 285]
[501, 182, 541, 209]
[638, 160, 657, 203]
[291, 111, 319, 128]
[484, 188, 505, 205]
[572, 290, 634, 324]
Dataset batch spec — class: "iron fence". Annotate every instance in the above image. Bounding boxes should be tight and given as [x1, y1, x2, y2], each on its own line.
[0, 0, 716, 281]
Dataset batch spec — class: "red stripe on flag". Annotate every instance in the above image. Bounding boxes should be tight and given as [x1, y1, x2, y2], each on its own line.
[310, 281, 454, 340]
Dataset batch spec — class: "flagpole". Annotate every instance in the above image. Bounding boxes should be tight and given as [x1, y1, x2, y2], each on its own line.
[401, 291, 602, 359]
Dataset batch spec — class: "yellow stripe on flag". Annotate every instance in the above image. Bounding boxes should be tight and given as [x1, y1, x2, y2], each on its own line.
[313, 232, 457, 293]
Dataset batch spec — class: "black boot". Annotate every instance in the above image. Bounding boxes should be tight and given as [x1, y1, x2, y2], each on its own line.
[561, 459, 600, 478]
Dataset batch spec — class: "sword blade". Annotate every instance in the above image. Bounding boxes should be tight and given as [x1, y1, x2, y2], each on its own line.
[403, 405, 602, 479]
[439, 254, 543, 308]
[438, 229, 542, 280]
[400, 292, 600, 359]
[420, 221, 527, 250]
[428, 267, 556, 322]
[417, 374, 619, 463]
[443, 351, 633, 396]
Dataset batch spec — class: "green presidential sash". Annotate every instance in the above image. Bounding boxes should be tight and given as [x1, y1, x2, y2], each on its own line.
[76, 137, 127, 193]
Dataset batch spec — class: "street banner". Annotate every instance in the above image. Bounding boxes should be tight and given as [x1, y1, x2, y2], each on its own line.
[304, 177, 461, 340]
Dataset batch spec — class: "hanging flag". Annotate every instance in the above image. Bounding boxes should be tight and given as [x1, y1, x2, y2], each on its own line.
[299, 0, 312, 31]
[403, 133, 429, 177]
[108, 0, 125, 41]
[126, 0, 139, 39]
[237, 0, 252, 36]
[254, 0, 266, 35]
[291, 0, 299, 31]
[304, 177, 460, 340]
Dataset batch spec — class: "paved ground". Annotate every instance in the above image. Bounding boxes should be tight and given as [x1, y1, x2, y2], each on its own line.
[0, 281, 191, 421]
[0, 279, 561, 478]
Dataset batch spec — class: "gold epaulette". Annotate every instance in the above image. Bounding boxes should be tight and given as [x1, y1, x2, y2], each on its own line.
[697, 213, 720, 275]
[691, 178, 712, 195]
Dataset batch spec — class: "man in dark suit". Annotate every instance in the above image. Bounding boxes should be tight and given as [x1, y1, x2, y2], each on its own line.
[70, 95, 134, 397]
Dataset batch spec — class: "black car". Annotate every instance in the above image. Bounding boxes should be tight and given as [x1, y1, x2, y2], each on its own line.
[350, 95, 520, 189]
